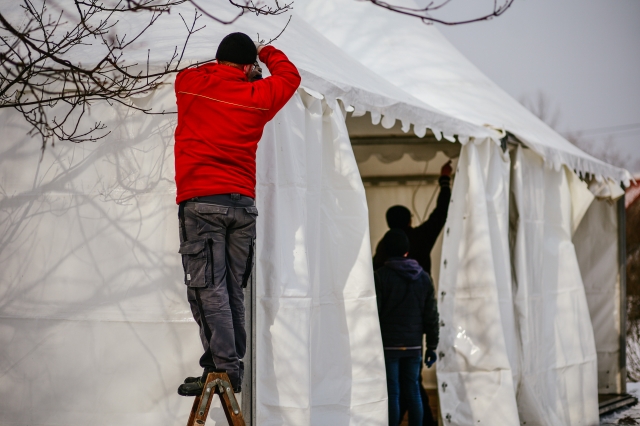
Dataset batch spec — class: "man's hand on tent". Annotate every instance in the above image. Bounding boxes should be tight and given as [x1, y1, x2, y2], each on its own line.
[441, 160, 453, 177]
[425, 349, 437, 368]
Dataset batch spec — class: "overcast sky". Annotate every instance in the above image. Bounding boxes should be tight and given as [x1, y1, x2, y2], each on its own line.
[430, 0, 640, 173]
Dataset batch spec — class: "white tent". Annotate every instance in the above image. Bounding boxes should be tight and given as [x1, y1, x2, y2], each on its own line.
[300, 2, 631, 425]
[1, 1, 631, 424]
[0, 3, 501, 426]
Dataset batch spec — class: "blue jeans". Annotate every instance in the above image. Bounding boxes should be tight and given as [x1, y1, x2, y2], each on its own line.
[385, 356, 423, 426]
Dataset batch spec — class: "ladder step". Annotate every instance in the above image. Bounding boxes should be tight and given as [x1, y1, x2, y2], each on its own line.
[186, 372, 246, 426]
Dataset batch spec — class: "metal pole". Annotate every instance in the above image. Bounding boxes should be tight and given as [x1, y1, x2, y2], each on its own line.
[618, 195, 627, 394]
[242, 263, 257, 424]
[252, 263, 256, 425]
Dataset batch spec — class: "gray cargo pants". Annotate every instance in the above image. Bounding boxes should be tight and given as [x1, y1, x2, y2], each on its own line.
[178, 194, 257, 389]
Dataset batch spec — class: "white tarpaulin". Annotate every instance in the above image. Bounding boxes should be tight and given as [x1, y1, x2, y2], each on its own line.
[254, 91, 386, 425]
[436, 139, 520, 424]
[0, 87, 197, 426]
[574, 199, 622, 394]
[511, 146, 599, 425]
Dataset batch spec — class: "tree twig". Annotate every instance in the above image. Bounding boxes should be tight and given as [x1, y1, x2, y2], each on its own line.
[364, 0, 515, 25]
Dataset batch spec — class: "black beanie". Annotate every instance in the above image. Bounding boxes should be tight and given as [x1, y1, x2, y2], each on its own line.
[382, 229, 410, 257]
[216, 32, 257, 65]
[386, 205, 411, 228]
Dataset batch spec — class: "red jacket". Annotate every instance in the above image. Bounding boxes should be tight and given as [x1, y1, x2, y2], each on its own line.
[174, 46, 301, 203]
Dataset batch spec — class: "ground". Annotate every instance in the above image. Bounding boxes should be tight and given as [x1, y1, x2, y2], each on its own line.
[601, 383, 640, 425]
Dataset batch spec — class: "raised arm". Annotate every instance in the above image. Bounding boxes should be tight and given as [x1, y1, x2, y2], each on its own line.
[253, 45, 301, 121]
[414, 161, 452, 245]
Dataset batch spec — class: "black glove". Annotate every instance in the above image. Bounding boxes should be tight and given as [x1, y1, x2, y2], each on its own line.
[248, 62, 263, 82]
[425, 349, 437, 368]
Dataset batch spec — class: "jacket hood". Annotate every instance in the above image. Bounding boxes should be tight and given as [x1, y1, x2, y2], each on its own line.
[384, 257, 424, 281]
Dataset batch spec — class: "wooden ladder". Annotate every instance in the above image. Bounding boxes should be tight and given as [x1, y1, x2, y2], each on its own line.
[186, 371, 246, 426]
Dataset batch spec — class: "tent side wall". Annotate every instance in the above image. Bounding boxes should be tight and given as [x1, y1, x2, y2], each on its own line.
[0, 88, 198, 425]
[254, 90, 388, 425]
[437, 139, 521, 425]
[510, 146, 599, 425]
[574, 197, 627, 394]
[0, 86, 389, 425]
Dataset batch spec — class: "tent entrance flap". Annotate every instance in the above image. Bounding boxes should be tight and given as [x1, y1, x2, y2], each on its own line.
[254, 89, 387, 425]
[574, 198, 624, 394]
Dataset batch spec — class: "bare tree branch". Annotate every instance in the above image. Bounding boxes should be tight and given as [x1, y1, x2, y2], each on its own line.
[187, 0, 292, 25]
[0, 0, 291, 151]
[256, 14, 291, 45]
[363, 0, 515, 25]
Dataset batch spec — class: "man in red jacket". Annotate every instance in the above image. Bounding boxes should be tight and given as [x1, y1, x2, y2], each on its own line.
[174, 32, 300, 396]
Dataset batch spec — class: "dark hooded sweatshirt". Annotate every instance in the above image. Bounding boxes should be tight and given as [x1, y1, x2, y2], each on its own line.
[374, 257, 439, 358]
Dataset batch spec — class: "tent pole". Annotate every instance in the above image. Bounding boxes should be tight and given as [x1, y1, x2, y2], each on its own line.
[618, 195, 627, 394]
[252, 263, 256, 425]
[242, 263, 257, 424]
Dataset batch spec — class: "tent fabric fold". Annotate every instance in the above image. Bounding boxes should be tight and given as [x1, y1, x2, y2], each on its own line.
[255, 90, 387, 424]
[511, 146, 599, 425]
[574, 199, 622, 394]
[437, 139, 520, 425]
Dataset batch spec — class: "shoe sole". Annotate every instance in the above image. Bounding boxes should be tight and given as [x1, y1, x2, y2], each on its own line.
[177, 388, 203, 397]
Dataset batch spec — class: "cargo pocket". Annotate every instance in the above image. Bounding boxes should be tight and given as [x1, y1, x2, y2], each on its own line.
[178, 239, 211, 288]
[241, 238, 255, 289]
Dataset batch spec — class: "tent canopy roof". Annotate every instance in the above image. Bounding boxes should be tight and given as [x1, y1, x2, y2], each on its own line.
[50, 2, 495, 142]
[297, 1, 631, 186]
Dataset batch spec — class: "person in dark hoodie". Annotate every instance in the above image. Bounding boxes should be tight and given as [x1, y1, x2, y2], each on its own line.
[375, 229, 439, 426]
[373, 160, 452, 276]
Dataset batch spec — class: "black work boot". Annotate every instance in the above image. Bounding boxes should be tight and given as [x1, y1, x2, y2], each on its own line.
[178, 366, 214, 396]
[177, 377, 204, 396]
